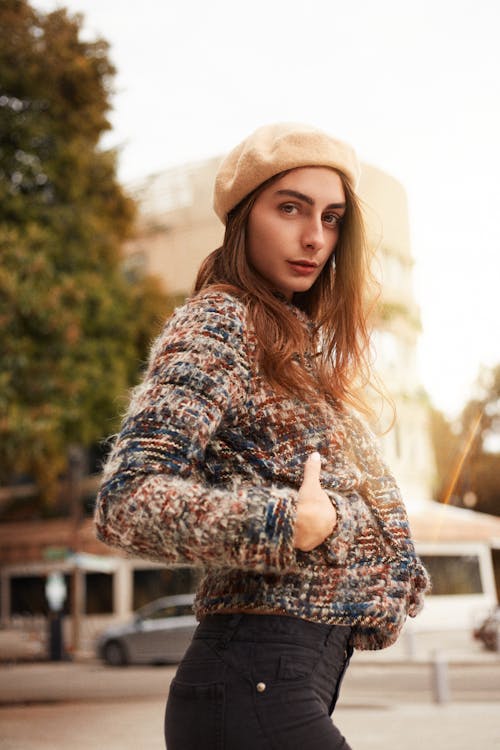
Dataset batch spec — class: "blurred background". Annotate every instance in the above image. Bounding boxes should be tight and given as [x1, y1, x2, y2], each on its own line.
[0, 0, 499, 732]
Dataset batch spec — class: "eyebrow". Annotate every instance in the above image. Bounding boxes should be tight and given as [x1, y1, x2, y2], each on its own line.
[274, 189, 346, 210]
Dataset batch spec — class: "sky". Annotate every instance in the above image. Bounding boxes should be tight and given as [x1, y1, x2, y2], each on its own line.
[33, 0, 500, 417]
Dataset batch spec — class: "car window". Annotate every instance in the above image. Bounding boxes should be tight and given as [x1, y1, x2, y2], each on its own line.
[177, 604, 194, 616]
[144, 605, 177, 620]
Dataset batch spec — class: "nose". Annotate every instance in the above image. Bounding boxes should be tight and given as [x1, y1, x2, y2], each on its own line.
[302, 216, 325, 251]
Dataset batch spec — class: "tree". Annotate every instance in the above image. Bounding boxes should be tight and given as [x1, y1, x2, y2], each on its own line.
[0, 1, 169, 504]
[430, 364, 500, 517]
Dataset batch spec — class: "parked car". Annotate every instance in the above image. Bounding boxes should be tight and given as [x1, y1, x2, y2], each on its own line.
[96, 593, 197, 666]
[473, 606, 500, 652]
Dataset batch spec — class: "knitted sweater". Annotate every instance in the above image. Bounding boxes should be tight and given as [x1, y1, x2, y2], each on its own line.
[95, 289, 430, 650]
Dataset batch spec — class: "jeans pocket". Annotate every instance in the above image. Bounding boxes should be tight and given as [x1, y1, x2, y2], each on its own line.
[165, 679, 225, 750]
[278, 646, 321, 682]
[252, 641, 322, 686]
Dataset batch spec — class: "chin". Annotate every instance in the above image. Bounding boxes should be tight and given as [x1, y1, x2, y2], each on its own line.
[292, 282, 315, 296]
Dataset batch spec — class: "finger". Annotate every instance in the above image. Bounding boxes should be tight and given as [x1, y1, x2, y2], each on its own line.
[301, 451, 322, 487]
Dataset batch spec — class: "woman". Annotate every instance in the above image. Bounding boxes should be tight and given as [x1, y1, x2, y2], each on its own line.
[95, 122, 430, 749]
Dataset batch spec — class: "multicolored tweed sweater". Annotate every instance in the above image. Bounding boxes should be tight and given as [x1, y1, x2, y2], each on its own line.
[95, 289, 430, 650]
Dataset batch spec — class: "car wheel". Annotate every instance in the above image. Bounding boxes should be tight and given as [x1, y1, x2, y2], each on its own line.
[103, 640, 128, 667]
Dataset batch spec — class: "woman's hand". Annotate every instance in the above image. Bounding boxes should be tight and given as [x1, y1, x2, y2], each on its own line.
[293, 452, 337, 551]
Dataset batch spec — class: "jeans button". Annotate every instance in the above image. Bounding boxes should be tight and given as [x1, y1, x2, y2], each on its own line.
[256, 682, 266, 693]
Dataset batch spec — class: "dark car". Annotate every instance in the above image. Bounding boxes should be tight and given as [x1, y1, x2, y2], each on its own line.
[96, 593, 197, 666]
[473, 606, 500, 652]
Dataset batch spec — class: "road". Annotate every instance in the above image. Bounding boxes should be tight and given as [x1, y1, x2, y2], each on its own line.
[0, 659, 498, 749]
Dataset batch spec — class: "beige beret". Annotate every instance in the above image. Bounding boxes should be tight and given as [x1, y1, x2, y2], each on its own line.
[213, 122, 360, 223]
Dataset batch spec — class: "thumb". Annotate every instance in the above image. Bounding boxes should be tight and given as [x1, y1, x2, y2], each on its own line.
[301, 452, 322, 487]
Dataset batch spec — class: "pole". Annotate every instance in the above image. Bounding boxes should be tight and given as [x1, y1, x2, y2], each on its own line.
[431, 649, 451, 704]
[48, 611, 64, 661]
[68, 445, 85, 656]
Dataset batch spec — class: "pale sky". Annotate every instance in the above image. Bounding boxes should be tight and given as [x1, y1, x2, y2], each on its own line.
[33, 0, 500, 417]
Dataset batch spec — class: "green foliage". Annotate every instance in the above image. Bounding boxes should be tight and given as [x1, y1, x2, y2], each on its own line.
[0, 1, 168, 501]
[430, 364, 500, 517]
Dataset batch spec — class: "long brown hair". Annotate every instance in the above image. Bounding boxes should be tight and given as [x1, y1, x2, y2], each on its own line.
[194, 170, 377, 414]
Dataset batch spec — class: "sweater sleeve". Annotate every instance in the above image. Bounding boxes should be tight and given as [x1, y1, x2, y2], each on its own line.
[94, 292, 298, 573]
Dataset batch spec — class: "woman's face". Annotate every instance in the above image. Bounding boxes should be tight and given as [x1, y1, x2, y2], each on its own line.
[246, 167, 346, 300]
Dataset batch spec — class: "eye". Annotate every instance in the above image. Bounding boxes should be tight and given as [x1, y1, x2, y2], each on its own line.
[279, 202, 298, 216]
[322, 212, 342, 227]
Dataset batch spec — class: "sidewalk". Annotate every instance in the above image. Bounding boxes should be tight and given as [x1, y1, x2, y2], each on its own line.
[354, 624, 499, 664]
[0, 696, 498, 750]
[343, 627, 499, 748]
[0, 641, 498, 750]
[336, 700, 499, 750]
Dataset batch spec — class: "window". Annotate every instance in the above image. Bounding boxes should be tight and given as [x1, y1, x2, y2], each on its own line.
[10, 572, 113, 616]
[420, 555, 483, 595]
[10, 575, 72, 615]
[143, 605, 177, 620]
[85, 573, 113, 614]
[133, 568, 200, 610]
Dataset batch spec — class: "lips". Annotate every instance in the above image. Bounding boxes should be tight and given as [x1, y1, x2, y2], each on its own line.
[287, 260, 318, 268]
[287, 260, 319, 275]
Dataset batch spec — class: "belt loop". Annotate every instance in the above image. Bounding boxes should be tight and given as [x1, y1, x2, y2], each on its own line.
[217, 613, 243, 650]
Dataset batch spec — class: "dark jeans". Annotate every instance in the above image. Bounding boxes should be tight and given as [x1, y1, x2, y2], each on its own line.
[165, 613, 354, 749]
